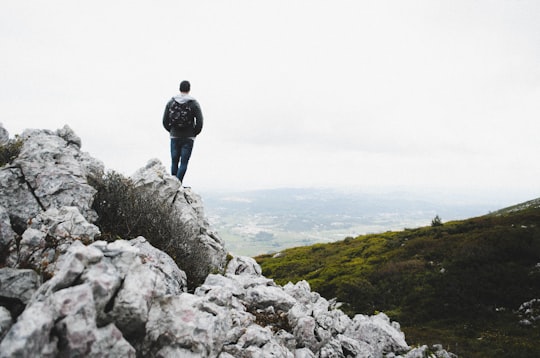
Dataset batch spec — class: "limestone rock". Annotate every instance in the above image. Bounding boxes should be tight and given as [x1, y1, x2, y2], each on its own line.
[0, 301, 57, 358]
[130, 158, 227, 271]
[0, 166, 42, 232]
[226, 255, 263, 276]
[0, 206, 16, 262]
[143, 293, 233, 357]
[0, 233, 455, 358]
[0, 127, 103, 232]
[0, 268, 40, 305]
[9, 206, 100, 276]
[89, 323, 136, 357]
[0, 123, 8, 146]
[0, 307, 12, 341]
[0, 126, 458, 357]
[344, 312, 409, 356]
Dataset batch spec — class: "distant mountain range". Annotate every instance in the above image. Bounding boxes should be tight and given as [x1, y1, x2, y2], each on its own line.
[201, 188, 500, 256]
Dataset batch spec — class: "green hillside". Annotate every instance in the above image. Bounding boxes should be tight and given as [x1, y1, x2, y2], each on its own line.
[255, 198, 540, 357]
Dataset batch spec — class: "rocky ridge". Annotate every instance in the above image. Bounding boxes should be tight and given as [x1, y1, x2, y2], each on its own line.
[0, 124, 455, 357]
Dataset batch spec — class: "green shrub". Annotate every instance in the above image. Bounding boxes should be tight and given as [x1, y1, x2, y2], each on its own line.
[257, 205, 540, 357]
[431, 215, 443, 227]
[0, 136, 23, 166]
[89, 171, 210, 290]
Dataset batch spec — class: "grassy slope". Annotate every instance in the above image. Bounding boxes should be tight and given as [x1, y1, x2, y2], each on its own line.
[255, 199, 540, 357]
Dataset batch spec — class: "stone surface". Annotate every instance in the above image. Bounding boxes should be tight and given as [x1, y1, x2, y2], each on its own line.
[8, 206, 100, 276]
[0, 126, 457, 357]
[226, 255, 263, 276]
[130, 158, 227, 271]
[0, 126, 103, 231]
[0, 206, 16, 262]
[0, 123, 8, 146]
[0, 268, 40, 304]
[0, 307, 11, 341]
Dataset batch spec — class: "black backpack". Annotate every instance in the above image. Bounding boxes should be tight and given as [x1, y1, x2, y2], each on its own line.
[168, 99, 194, 129]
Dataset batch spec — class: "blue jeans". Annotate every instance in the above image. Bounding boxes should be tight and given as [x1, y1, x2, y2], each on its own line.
[170, 138, 194, 182]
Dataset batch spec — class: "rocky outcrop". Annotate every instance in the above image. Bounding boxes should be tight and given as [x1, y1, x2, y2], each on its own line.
[0, 125, 102, 232]
[0, 124, 456, 357]
[0, 123, 8, 146]
[131, 159, 227, 271]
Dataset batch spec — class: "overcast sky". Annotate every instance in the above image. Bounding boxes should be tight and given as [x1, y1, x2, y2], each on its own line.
[1, 1, 539, 204]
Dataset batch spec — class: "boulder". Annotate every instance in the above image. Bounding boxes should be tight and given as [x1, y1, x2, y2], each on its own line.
[0, 126, 103, 232]
[0, 301, 57, 358]
[0, 166, 42, 232]
[0, 206, 16, 262]
[226, 255, 263, 276]
[0, 123, 8, 146]
[0, 268, 40, 305]
[344, 312, 409, 356]
[0, 126, 458, 357]
[130, 158, 227, 271]
[8, 206, 100, 276]
[0, 307, 11, 341]
[143, 294, 233, 357]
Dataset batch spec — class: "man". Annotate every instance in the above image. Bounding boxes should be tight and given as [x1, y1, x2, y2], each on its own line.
[162, 80, 204, 184]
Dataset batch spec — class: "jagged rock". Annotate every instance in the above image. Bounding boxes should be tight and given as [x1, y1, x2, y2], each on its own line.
[51, 284, 99, 356]
[0, 268, 40, 305]
[0, 301, 57, 358]
[143, 293, 233, 356]
[226, 255, 263, 276]
[403, 344, 458, 358]
[294, 347, 316, 358]
[0, 307, 11, 341]
[8, 206, 100, 275]
[518, 298, 540, 326]
[89, 323, 136, 358]
[0, 166, 42, 232]
[0, 237, 452, 358]
[130, 236, 188, 294]
[0, 206, 16, 262]
[130, 158, 227, 271]
[344, 313, 409, 356]
[2, 237, 190, 356]
[245, 284, 296, 311]
[0, 123, 8, 146]
[0, 126, 103, 231]
[0, 126, 458, 357]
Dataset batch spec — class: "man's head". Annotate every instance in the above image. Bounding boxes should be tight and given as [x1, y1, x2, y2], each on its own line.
[179, 80, 191, 93]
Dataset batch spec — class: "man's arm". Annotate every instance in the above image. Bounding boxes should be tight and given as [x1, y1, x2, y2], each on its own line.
[162, 100, 172, 132]
[193, 101, 203, 136]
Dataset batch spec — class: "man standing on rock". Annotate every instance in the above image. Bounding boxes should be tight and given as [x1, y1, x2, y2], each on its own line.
[163, 80, 204, 184]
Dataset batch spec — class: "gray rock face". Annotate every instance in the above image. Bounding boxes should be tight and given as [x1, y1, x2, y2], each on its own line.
[226, 255, 263, 276]
[0, 123, 8, 146]
[0, 126, 103, 231]
[0, 125, 456, 357]
[0, 268, 40, 304]
[130, 158, 227, 272]
[0, 206, 16, 260]
[0, 307, 12, 341]
[7, 206, 101, 276]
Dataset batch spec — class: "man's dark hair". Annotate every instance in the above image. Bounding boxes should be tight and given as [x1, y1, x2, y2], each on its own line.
[180, 80, 191, 93]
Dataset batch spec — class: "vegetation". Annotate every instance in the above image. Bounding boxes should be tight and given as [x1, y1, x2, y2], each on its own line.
[0, 136, 23, 167]
[431, 214, 443, 227]
[256, 200, 540, 357]
[89, 171, 210, 290]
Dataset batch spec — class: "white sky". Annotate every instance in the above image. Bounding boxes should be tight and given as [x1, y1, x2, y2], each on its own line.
[1, 0, 539, 203]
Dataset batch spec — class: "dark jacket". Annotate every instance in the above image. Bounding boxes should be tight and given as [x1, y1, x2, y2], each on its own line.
[163, 94, 204, 138]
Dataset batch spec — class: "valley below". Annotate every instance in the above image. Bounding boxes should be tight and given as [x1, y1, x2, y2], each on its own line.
[201, 188, 498, 256]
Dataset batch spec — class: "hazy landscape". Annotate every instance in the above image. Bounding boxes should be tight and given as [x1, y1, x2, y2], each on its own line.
[201, 188, 500, 256]
[254, 197, 540, 357]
